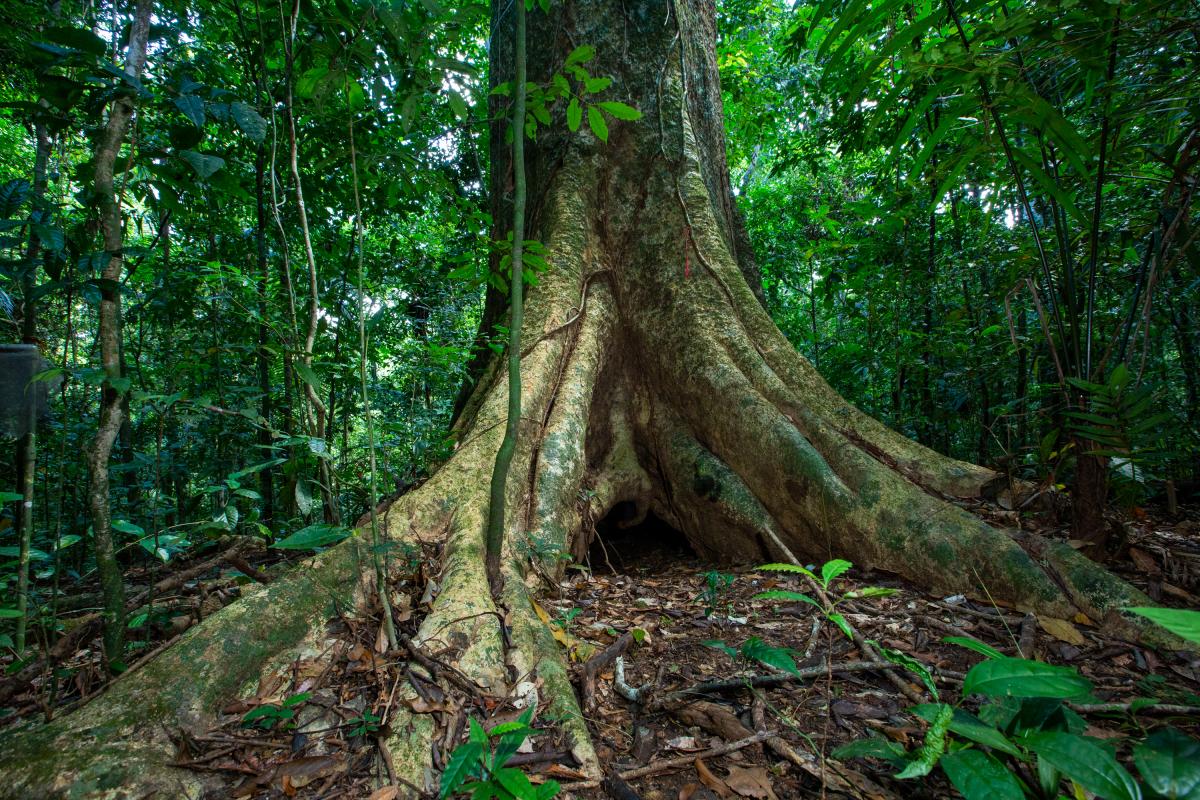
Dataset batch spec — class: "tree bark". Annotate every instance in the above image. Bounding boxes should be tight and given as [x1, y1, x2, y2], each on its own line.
[83, 0, 153, 670]
[0, 0, 1185, 795]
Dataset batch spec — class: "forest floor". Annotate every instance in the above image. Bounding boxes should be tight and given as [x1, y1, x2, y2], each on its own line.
[2, 499, 1199, 799]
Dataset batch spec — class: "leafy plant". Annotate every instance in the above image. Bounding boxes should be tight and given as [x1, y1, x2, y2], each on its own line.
[439, 707, 559, 799]
[754, 559, 895, 641]
[836, 638, 1200, 800]
[695, 570, 737, 618]
[347, 711, 381, 737]
[240, 691, 311, 730]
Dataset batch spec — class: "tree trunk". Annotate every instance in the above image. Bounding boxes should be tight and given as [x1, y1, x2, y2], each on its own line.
[83, 0, 153, 670]
[0, 0, 1184, 795]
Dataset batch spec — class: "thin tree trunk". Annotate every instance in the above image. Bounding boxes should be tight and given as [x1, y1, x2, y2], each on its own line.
[84, 0, 153, 669]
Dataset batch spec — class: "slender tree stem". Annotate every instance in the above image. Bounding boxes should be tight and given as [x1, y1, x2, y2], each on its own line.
[485, 0, 527, 593]
[85, 0, 154, 670]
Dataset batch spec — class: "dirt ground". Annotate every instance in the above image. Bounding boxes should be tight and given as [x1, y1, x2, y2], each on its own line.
[3, 499, 1198, 799]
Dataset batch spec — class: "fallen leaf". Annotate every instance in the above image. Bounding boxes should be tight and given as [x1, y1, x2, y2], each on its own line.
[695, 758, 731, 798]
[273, 755, 344, 790]
[667, 736, 700, 751]
[543, 763, 589, 780]
[725, 766, 778, 800]
[368, 787, 399, 800]
[1037, 615, 1086, 645]
[1128, 547, 1160, 574]
[1073, 612, 1095, 626]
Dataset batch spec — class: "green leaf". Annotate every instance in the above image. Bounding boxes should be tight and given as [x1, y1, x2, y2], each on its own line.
[179, 150, 225, 180]
[827, 613, 855, 640]
[440, 741, 483, 798]
[1024, 732, 1141, 800]
[595, 102, 640, 123]
[272, 523, 351, 550]
[940, 749, 1025, 800]
[231, 101, 268, 143]
[752, 590, 822, 610]
[741, 637, 800, 676]
[494, 767, 534, 797]
[112, 518, 145, 536]
[911, 705, 1020, 757]
[0, 608, 24, 619]
[564, 44, 595, 67]
[42, 25, 109, 56]
[944, 636, 1005, 660]
[963, 658, 1092, 699]
[583, 76, 612, 93]
[587, 105, 608, 142]
[293, 361, 324, 395]
[1133, 727, 1200, 800]
[0, 492, 22, 503]
[174, 95, 205, 127]
[469, 717, 488, 745]
[1126, 607, 1200, 645]
[832, 736, 908, 765]
[534, 781, 560, 800]
[896, 703, 953, 779]
[566, 98, 582, 131]
[820, 558, 852, 586]
[758, 562, 817, 580]
[877, 645, 937, 699]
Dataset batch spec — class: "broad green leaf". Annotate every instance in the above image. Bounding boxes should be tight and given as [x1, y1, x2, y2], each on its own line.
[1126, 607, 1200, 645]
[179, 150, 225, 180]
[272, 523, 351, 550]
[439, 741, 484, 798]
[293, 361, 324, 395]
[566, 98, 582, 131]
[1024, 732, 1141, 800]
[587, 105, 608, 142]
[564, 44, 595, 66]
[494, 767, 534, 797]
[597, 101, 642, 120]
[0, 492, 22, 503]
[112, 518, 145, 536]
[741, 637, 800, 676]
[0, 608, 23, 619]
[820, 558, 852, 586]
[173, 94, 205, 127]
[231, 101, 268, 143]
[963, 658, 1092, 699]
[583, 76, 612, 93]
[1133, 727, 1200, 800]
[43, 25, 108, 56]
[940, 749, 1024, 800]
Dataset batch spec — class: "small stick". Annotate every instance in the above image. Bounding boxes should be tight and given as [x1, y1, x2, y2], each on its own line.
[561, 731, 771, 791]
[581, 631, 635, 713]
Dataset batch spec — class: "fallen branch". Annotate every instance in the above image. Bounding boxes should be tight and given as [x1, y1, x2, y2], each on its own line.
[579, 631, 635, 713]
[560, 731, 771, 791]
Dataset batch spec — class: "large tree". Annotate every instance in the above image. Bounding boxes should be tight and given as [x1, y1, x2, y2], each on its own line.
[0, 0, 1179, 795]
